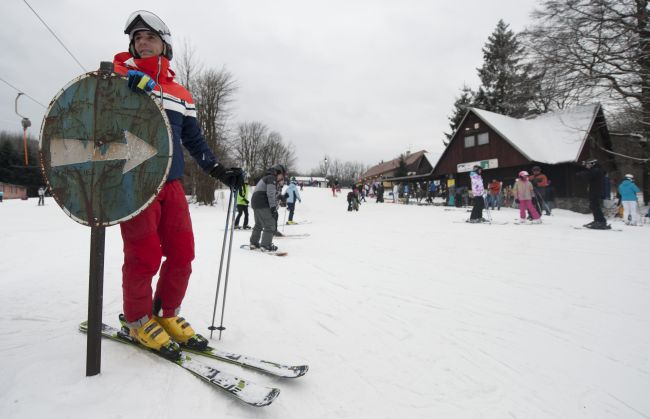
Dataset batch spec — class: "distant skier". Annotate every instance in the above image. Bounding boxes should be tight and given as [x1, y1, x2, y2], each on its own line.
[577, 159, 610, 229]
[512, 171, 541, 224]
[234, 175, 251, 230]
[37, 186, 46, 206]
[529, 166, 551, 215]
[468, 166, 486, 222]
[427, 181, 437, 204]
[618, 174, 641, 226]
[376, 183, 384, 203]
[487, 179, 500, 210]
[250, 165, 285, 251]
[347, 187, 360, 211]
[285, 176, 302, 225]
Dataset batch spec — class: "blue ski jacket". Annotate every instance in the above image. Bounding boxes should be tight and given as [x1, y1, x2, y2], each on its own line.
[618, 179, 640, 201]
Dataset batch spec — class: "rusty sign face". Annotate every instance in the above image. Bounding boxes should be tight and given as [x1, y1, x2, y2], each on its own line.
[40, 71, 172, 227]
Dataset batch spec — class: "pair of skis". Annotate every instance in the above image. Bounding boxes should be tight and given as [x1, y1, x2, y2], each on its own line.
[79, 321, 308, 407]
[453, 220, 508, 225]
[240, 244, 288, 256]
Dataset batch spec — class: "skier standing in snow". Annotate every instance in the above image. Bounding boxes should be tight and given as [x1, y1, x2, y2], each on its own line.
[347, 186, 360, 211]
[577, 159, 610, 229]
[285, 176, 302, 225]
[250, 165, 285, 251]
[512, 171, 541, 224]
[376, 182, 384, 203]
[618, 174, 641, 226]
[427, 181, 437, 204]
[234, 174, 251, 229]
[114, 10, 243, 358]
[487, 179, 501, 210]
[529, 166, 551, 216]
[468, 165, 486, 222]
[37, 186, 46, 206]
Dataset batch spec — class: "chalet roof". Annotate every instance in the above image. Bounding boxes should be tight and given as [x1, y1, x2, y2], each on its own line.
[363, 150, 428, 179]
[466, 104, 602, 164]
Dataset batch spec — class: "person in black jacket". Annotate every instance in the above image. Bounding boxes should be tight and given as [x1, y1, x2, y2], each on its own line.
[376, 182, 384, 203]
[250, 165, 286, 251]
[577, 159, 610, 229]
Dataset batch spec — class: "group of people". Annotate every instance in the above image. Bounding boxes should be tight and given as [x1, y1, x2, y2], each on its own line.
[464, 161, 644, 229]
[54, 9, 647, 365]
[578, 159, 644, 229]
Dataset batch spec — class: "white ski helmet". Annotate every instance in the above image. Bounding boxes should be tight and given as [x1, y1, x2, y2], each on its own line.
[624, 173, 635, 180]
[124, 10, 173, 60]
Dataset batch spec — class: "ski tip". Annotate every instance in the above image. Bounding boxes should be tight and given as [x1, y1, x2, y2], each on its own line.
[276, 365, 309, 378]
[294, 365, 309, 377]
[255, 388, 281, 407]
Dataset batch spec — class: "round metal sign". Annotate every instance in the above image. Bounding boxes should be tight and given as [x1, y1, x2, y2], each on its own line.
[40, 69, 172, 227]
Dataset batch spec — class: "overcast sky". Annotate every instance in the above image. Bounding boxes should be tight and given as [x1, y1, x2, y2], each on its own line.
[0, 0, 539, 172]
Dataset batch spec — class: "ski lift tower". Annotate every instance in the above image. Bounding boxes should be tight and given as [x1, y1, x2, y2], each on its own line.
[15, 93, 31, 165]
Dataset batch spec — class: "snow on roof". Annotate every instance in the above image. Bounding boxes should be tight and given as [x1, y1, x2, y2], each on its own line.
[363, 150, 428, 178]
[469, 104, 601, 164]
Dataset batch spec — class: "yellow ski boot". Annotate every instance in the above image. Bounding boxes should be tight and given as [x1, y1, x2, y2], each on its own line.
[155, 316, 209, 351]
[119, 314, 181, 360]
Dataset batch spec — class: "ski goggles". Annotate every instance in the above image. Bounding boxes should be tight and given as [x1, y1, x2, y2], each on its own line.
[124, 10, 171, 40]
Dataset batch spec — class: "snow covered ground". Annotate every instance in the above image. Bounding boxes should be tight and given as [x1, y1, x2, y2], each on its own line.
[1, 187, 649, 419]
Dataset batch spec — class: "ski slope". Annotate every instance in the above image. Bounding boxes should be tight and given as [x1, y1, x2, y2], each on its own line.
[1, 188, 649, 418]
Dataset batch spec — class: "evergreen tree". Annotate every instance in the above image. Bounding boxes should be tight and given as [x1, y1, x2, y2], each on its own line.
[444, 85, 475, 144]
[0, 132, 43, 195]
[0, 140, 19, 184]
[474, 20, 534, 117]
[394, 154, 408, 177]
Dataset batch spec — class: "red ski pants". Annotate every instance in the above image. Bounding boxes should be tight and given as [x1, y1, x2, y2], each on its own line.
[120, 180, 195, 324]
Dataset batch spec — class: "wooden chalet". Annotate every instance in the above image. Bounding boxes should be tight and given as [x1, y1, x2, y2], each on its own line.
[361, 150, 435, 184]
[431, 104, 614, 208]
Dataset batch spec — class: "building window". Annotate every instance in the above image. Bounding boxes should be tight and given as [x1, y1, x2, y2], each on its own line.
[477, 132, 489, 145]
[464, 135, 475, 148]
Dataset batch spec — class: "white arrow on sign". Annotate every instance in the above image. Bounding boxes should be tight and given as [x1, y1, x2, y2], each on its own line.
[50, 130, 157, 174]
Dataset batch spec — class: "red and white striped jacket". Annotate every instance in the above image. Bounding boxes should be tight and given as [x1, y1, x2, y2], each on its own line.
[113, 52, 218, 181]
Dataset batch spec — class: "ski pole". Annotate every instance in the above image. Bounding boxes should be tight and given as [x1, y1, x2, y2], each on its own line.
[216, 187, 239, 340]
[282, 206, 287, 231]
[483, 195, 492, 223]
[534, 188, 550, 216]
[208, 188, 235, 339]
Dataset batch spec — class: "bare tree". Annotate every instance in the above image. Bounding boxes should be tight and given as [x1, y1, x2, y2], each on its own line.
[231, 122, 297, 179]
[175, 40, 204, 197]
[524, 0, 650, 201]
[232, 121, 267, 178]
[175, 38, 203, 92]
[258, 131, 284, 172]
[309, 156, 365, 185]
[192, 68, 237, 204]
